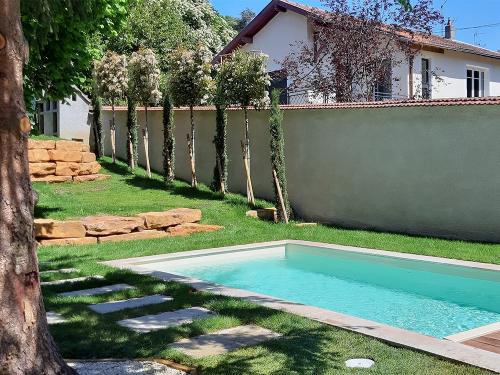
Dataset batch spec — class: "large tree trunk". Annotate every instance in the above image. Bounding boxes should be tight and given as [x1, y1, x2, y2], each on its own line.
[0, 1, 75, 374]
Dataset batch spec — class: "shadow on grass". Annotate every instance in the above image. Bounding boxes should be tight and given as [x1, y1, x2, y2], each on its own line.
[35, 205, 62, 218]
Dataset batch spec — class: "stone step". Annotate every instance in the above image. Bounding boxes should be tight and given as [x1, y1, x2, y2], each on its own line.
[89, 294, 173, 314]
[46, 311, 68, 325]
[41, 275, 104, 286]
[168, 325, 282, 358]
[40, 268, 79, 275]
[118, 307, 213, 333]
[58, 283, 134, 298]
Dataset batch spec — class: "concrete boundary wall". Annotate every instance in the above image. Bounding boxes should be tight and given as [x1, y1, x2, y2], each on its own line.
[102, 100, 500, 242]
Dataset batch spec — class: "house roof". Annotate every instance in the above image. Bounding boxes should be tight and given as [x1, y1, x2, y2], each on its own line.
[216, 0, 500, 62]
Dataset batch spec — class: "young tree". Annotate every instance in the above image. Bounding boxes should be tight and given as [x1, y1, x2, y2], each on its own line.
[269, 90, 292, 222]
[0, 1, 75, 374]
[94, 52, 128, 163]
[282, 0, 442, 102]
[128, 47, 162, 178]
[169, 45, 213, 188]
[163, 90, 176, 184]
[217, 49, 270, 204]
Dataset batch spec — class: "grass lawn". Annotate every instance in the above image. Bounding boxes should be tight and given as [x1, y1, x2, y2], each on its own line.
[37, 158, 499, 374]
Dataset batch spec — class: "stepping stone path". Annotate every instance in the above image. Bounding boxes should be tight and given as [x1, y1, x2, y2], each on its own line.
[89, 294, 173, 314]
[168, 325, 282, 358]
[40, 268, 79, 275]
[58, 283, 134, 297]
[118, 307, 213, 333]
[41, 275, 104, 286]
[46, 311, 68, 325]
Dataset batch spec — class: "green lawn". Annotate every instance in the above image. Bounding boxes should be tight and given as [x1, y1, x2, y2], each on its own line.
[37, 158, 499, 374]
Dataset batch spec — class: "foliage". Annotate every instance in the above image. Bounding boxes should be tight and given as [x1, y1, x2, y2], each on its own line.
[128, 48, 162, 105]
[216, 49, 271, 109]
[93, 51, 128, 103]
[282, 0, 442, 102]
[21, 0, 129, 103]
[163, 92, 176, 184]
[212, 104, 228, 193]
[269, 90, 292, 222]
[169, 46, 214, 108]
[126, 95, 138, 168]
[105, 0, 235, 70]
[224, 8, 256, 33]
[91, 81, 104, 158]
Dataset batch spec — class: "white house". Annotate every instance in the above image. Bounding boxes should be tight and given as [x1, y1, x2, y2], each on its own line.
[36, 87, 93, 144]
[216, 0, 500, 103]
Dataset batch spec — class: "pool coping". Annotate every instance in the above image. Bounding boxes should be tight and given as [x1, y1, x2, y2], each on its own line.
[102, 240, 500, 373]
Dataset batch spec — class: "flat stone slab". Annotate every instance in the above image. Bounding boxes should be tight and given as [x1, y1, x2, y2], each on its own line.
[168, 325, 282, 358]
[58, 283, 133, 297]
[67, 361, 186, 375]
[89, 294, 173, 314]
[46, 311, 68, 325]
[40, 268, 79, 275]
[41, 275, 104, 286]
[118, 307, 213, 333]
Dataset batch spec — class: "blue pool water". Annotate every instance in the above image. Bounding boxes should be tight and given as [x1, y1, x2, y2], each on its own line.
[143, 243, 500, 338]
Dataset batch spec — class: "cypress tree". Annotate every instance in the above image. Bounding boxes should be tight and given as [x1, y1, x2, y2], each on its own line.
[212, 103, 228, 193]
[91, 83, 104, 158]
[269, 89, 292, 221]
[126, 94, 138, 169]
[163, 91, 175, 184]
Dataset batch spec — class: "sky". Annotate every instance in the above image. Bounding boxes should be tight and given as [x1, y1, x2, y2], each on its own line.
[211, 0, 500, 52]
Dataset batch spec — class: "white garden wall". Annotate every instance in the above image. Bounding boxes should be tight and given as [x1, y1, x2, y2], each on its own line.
[102, 101, 500, 242]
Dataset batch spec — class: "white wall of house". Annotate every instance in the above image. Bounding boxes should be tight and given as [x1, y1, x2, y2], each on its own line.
[239, 11, 500, 100]
[58, 93, 92, 143]
[37, 91, 92, 144]
[242, 11, 311, 73]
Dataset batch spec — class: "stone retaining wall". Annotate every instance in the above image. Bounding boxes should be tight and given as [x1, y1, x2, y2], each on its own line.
[35, 208, 223, 247]
[29, 139, 109, 183]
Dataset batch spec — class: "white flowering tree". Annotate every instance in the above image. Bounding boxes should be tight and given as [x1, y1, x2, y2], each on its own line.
[217, 49, 270, 204]
[128, 47, 162, 178]
[169, 45, 213, 188]
[93, 51, 128, 163]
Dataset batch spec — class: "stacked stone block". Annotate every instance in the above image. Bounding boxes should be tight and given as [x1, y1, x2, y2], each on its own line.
[35, 208, 223, 246]
[28, 139, 109, 183]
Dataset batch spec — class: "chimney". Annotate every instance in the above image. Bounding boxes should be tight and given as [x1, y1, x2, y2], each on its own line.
[445, 19, 456, 40]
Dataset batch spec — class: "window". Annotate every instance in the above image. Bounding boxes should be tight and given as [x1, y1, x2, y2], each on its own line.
[467, 68, 486, 97]
[52, 101, 58, 110]
[39, 113, 45, 133]
[421, 58, 431, 99]
[374, 61, 392, 101]
[269, 70, 288, 104]
[72, 93, 77, 101]
[52, 112, 58, 134]
[45, 101, 51, 111]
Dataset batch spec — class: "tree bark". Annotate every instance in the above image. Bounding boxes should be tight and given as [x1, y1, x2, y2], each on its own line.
[144, 104, 152, 178]
[0, 1, 75, 374]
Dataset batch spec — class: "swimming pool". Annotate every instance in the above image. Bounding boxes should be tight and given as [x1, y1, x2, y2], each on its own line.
[131, 242, 500, 339]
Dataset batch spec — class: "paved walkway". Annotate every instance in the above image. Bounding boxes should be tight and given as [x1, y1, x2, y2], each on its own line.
[67, 360, 186, 375]
[168, 325, 282, 358]
[58, 283, 133, 297]
[90, 294, 173, 314]
[41, 276, 104, 286]
[118, 307, 213, 333]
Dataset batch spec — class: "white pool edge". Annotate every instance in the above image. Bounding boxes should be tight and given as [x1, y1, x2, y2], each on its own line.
[102, 240, 500, 373]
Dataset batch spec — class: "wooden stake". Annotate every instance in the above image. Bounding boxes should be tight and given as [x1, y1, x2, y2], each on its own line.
[241, 140, 255, 205]
[142, 128, 151, 178]
[187, 133, 197, 188]
[273, 169, 289, 224]
[109, 119, 116, 164]
[216, 155, 225, 195]
[144, 105, 152, 178]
